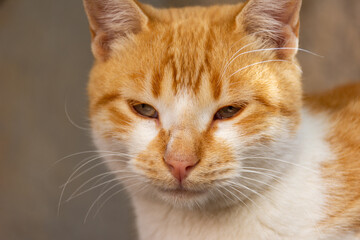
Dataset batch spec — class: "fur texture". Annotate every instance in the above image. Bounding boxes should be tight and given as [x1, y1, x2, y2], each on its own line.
[83, 0, 360, 239]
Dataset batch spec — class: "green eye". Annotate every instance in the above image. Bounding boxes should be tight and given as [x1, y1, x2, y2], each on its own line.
[214, 106, 241, 120]
[133, 103, 158, 118]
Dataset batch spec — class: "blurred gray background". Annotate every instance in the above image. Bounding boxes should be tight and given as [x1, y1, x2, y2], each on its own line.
[0, 0, 359, 239]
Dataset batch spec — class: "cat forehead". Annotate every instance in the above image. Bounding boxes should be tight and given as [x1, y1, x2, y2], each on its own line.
[148, 4, 244, 25]
[115, 29, 254, 101]
[103, 6, 273, 101]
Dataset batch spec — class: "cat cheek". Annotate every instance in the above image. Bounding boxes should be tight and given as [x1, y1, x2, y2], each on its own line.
[214, 122, 244, 148]
[213, 124, 246, 169]
[127, 121, 160, 157]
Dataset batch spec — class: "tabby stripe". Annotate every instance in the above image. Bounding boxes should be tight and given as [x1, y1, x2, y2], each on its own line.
[93, 93, 121, 112]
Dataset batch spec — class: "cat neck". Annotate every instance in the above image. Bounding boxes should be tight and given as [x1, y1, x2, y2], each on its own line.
[131, 109, 333, 240]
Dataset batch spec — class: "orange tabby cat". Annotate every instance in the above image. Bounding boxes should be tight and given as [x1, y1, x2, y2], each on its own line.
[83, 0, 360, 239]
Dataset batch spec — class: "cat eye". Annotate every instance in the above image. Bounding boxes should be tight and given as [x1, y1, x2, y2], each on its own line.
[133, 103, 158, 119]
[214, 106, 242, 120]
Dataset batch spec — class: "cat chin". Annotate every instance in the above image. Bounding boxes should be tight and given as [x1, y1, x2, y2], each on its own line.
[147, 187, 212, 209]
[160, 187, 204, 198]
[137, 185, 231, 210]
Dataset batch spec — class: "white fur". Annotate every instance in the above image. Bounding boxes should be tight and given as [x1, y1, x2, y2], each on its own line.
[127, 120, 159, 157]
[159, 93, 213, 132]
[130, 109, 344, 240]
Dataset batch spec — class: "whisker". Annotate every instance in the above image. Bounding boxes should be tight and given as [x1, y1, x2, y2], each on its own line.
[241, 166, 284, 176]
[84, 181, 122, 223]
[225, 47, 321, 77]
[93, 182, 149, 218]
[64, 100, 90, 131]
[220, 42, 256, 79]
[226, 180, 268, 202]
[64, 154, 132, 186]
[84, 181, 144, 223]
[72, 154, 105, 171]
[72, 152, 133, 170]
[225, 30, 278, 54]
[58, 154, 130, 215]
[93, 173, 114, 194]
[220, 30, 274, 82]
[213, 188, 232, 204]
[67, 174, 139, 201]
[239, 169, 282, 182]
[67, 178, 119, 202]
[228, 59, 302, 80]
[221, 185, 251, 211]
[236, 175, 282, 193]
[51, 150, 119, 170]
[193, 198, 202, 210]
[67, 170, 135, 200]
[243, 156, 316, 173]
[226, 183, 261, 209]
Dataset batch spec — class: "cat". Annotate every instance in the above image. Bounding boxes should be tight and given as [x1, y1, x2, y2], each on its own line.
[82, 0, 360, 239]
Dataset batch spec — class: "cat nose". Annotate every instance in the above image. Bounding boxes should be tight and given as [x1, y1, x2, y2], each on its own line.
[164, 154, 199, 183]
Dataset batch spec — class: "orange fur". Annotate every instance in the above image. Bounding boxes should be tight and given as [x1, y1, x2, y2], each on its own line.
[84, 0, 360, 238]
[305, 84, 360, 233]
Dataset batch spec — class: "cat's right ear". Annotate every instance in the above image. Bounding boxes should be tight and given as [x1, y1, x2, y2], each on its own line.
[83, 0, 149, 61]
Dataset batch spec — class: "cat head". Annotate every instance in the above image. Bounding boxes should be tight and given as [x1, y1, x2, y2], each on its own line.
[84, 0, 302, 209]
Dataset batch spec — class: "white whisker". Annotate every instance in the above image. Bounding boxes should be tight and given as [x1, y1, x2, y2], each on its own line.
[84, 181, 145, 223]
[72, 152, 133, 170]
[244, 156, 316, 173]
[226, 180, 268, 202]
[226, 183, 261, 209]
[67, 170, 135, 200]
[93, 182, 149, 218]
[65, 154, 132, 186]
[58, 153, 131, 215]
[226, 47, 321, 76]
[242, 166, 284, 176]
[64, 100, 89, 131]
[67, 174, 139, 201]
[228, 59, 302, 80]
[51, 150, 119, 169]
[222, 185, 252, 211]
[239, 169, 282, 181]
[220, 42, 256, 79]
[84, 181, 123, 223]
[236, 175, 282, 193]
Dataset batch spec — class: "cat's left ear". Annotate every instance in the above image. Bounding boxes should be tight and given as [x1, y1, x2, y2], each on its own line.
[83, 0, 149, 61]
[236, 0, 302, 59]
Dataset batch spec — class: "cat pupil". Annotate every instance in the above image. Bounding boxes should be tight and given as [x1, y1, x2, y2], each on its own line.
[227, 106, 236, 112]
[141, 104, 149, 110]
[133, 103, 158, 118]
[215, 106, 241, 120]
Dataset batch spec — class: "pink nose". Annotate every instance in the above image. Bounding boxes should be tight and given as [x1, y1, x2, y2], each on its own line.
[164, 154, 199, 182]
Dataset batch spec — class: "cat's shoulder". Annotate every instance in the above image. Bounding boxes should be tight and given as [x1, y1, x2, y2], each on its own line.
[304, 83, 360, 234]
[304, 82, 360, 114]
[303, 82, 360, 142]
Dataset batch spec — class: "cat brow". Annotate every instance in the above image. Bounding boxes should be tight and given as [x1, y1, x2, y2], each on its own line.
[94, 92, 121, 111]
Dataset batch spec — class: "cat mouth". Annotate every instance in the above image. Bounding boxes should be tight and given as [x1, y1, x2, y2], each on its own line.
[158, 187, 205, 196]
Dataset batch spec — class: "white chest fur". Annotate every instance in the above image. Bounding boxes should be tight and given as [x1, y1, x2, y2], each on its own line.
[131, 111, 340, 240]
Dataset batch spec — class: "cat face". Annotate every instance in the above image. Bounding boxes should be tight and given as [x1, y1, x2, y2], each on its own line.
[85, 0, 302, 208]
